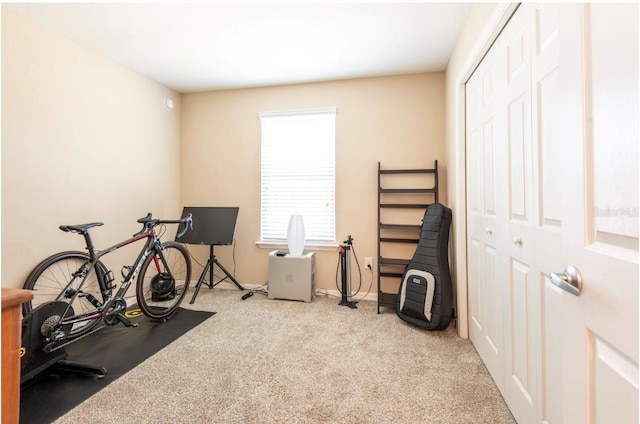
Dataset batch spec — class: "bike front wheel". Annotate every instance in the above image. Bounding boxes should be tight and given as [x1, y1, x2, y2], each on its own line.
[22, 251, 110, 338]
[136, 241, 191, 319]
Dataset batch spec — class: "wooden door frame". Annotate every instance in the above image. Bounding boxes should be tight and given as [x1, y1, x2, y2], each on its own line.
[451, 3, 518, 338]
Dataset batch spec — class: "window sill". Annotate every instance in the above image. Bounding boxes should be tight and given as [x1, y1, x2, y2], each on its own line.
[255, 241, 339, 251]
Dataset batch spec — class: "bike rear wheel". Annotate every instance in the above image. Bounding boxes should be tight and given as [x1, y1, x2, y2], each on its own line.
[136, 241, 191, 319]
[22, 251, 111, 338]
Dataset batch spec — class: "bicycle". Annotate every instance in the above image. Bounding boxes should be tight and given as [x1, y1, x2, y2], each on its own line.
[21, 212, 193, 350]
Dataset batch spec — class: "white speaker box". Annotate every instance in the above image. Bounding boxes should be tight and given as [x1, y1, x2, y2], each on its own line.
[268, 251, 315, 302]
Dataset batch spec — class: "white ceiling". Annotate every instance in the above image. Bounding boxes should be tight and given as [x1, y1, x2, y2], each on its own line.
[5, 2, 471, 93]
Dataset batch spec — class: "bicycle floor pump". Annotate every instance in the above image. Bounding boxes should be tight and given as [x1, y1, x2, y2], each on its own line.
[338, 235, 358, 309]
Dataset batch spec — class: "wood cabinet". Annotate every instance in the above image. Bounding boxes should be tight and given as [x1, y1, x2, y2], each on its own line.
[2, 288, 33, 424]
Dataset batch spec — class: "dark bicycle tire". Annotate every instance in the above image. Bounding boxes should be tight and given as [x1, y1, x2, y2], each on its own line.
[136, 241, 191, 319]
[22, 251, 111, 338]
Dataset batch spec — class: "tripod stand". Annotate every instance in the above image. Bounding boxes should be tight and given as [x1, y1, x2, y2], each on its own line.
[189, 244, 244, 304]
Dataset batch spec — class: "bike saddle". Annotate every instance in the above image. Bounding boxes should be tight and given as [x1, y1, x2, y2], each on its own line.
[59, 222, 104, 234]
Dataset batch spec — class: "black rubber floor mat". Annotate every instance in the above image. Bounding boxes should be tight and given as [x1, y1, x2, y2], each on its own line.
[19, 306, 215, 424]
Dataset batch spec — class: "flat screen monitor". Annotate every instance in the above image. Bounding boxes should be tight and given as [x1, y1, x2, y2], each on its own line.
[175, 206, 239, 245]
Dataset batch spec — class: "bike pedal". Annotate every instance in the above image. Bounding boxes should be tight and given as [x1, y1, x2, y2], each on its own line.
[114, 313, 135, 327]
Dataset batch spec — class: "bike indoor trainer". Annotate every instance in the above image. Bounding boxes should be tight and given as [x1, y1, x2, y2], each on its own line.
[20, 301, 107, 388]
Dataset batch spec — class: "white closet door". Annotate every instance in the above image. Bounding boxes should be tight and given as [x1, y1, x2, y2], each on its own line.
[529, 4, 565, 423]
[466, 3, 638, 423]
[499, 6, 540, 422]
[466, 42, 507, 392]
[558, 4, 638, 423]
[467, 5, 561, 423]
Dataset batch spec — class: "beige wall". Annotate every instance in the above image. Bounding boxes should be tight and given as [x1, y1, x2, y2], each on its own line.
[1, 8, 448, 299]
[1, 8, 182, 290]
[181, 73, 446, 293]
[445, 3, 515, 336]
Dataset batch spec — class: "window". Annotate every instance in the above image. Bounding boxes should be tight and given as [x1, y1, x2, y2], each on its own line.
[259, 108, 336, 245]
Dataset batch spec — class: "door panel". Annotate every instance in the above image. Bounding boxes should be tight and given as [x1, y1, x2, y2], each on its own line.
[466, 42, 505, 390]
[483, 120, 496, 216]
[560, 4, 639, 422]
[509, 258, 534, 401]
[531, 5, 564, 423]
[468, 128, 481, 214]
[537, 68, 562, 227]
[500, 6, 539, 423]
[484, 245, 499, 352]
[507, 95, 530, 221]
[590, 334, 638, 424]
[588, 4, 639, 244]
[468, 237, 483, 331]
[541, 279, 563, 423]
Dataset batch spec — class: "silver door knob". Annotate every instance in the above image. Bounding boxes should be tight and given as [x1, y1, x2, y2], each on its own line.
[549, 265, 582, 296]
[486, 228, 493, 235]
[513, 237, 523, 246]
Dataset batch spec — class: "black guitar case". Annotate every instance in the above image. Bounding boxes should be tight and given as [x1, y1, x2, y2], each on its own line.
[396, 203, 453, 330]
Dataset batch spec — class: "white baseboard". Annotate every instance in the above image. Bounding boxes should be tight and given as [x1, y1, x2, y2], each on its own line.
[314, 288, 377, 303]
[213, 282, 378, 303]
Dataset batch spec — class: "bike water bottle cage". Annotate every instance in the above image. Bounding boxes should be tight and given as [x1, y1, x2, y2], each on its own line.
[59, 222, 104, 234]
[121, 265, 134, 279]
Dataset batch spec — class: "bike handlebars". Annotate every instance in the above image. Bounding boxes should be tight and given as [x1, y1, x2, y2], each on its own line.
[175, 214, 193, 239]
[135, 212, 193, 238]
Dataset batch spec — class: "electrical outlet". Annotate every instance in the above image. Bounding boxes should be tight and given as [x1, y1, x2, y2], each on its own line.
[365, 257, 373, 269]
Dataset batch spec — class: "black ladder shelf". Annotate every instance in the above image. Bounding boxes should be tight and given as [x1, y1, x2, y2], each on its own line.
[377, 160, 439, 314]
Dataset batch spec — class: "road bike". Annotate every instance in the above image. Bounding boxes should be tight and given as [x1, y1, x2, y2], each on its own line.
[21, 212, 192, 351]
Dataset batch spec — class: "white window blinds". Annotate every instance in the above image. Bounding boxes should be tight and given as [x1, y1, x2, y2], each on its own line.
[260, 108, 336, 244]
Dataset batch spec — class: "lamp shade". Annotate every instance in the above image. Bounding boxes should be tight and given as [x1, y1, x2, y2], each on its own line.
[287, 215, 306, 256]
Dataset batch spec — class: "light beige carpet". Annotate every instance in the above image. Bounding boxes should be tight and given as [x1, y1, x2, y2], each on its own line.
[54, 288, 515, 424]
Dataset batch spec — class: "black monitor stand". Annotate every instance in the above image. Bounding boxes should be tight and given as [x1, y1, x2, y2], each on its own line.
[190, 244, 244, 304]
[175, 206, 244, 304]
